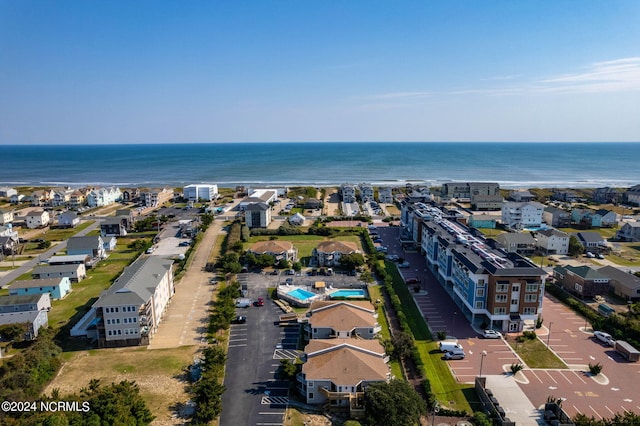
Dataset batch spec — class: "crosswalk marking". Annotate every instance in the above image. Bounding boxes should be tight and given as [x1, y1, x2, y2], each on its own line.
[261, 396, 289, 405]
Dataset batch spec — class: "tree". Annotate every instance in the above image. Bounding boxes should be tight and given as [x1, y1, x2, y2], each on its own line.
[0, 323, 27, 342]
[339, 253, 366, 270]
[391, 331, 414, 360]
[279, 359, 298, 381]
[568, 235, 583, 257]
[364, 380, 426, 426]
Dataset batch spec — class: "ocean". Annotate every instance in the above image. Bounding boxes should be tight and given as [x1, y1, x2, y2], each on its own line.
[0, 142, 638, 189]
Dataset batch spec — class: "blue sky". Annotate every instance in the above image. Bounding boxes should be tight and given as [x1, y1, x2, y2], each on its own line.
[1, 1, 639, 144]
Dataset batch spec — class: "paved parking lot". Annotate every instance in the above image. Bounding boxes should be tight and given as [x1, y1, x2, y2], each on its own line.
[375, 226, 640, 423]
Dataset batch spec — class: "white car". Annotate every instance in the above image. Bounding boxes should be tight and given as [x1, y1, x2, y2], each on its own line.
[483, 329, 502, 339]
[593, 331, 615, 346]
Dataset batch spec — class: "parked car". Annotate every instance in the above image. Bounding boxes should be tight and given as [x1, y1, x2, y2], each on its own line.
[178, 241, 190, 247]
[386, 254, 399, 261]
[597, 253, 605, 259]
[444, 350, 466, 360]
[586, 252, 595, 258]
[398, 261, 410, 268]
[269, 270, 279, 275]
[254, 297, 264, 307]
[594, 331, 615, 346]
[405, 278, 419, 285]
[483, 329, 502, 339]
[232, 315, 246, 324]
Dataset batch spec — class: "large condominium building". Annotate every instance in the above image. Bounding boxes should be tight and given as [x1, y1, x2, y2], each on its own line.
[92, 257, 174, 348]
[401, 201, 546, 333]
[501, 201, 545, 230]
[183, 184, 219, 202]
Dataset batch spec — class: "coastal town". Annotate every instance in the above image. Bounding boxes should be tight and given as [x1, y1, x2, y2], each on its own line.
[1, 182, 640, 426]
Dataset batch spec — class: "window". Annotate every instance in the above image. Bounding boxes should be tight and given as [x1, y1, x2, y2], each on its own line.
[524, 294, 537, 303]
[526, 283, 538, 292]
[575, 284, 583, 293]
[117, 330, 122, 335]
[309, 393, 314, 400]
[497, 284, 509, 292]
[494, 307, 507, 315]
[478, 279, 485, 287]
[475, 301, 484, 309]
[495, 294, 507, 303]
[512, 284, 520, 292]
[308, 381, 314, 388]
[511, 298, 518, 305]
[523, 307, 537, 315]
[476, 288, 485, 297]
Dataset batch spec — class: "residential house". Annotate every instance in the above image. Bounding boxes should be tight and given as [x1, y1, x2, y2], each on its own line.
[67, 235, 106, 259]
[244, 202, 271, 228]
[51, 188, 74, 207]
[289, 213, 305, 226]
[32, 263, 86, 282]
[0, 294, 50, 340]
[9, 277, 72, 300]
[358, 183, 374, 202]
[0, 235, 19, 255]
[26, 209, 50, 229]
[48, 254, 90, 267]
[542, 206, 571, 228]
[0, 208, 14, 225]
[115, 209, 136, 229]
[340, 184, 356, 203]
[616, 222, 640, 242]
[100, 217, 128, 236]
[472, 194, 504, 211]
[572, 208, 618, 228]
[141, 188, 172, 207]
[0, 187, 17, 198]
[304, 198, 321, 209]
[406, 187, 432, 203]
[440, 182, 500, 202]
[297, 339, 389, 414]
[91, 257, 174, 347]
[248, 240, 298, 262]
[501, 201, 545, 230]
[593, 187, 620, 204]
[69, 189, 87, 208]
[305, 301, 381, 339]
[468, 214, 497, 229]
[508, 190, 536, 202]
[57, 211, 80, 228]
[10, 194, 25, 204]
[534, 229, 570, 255]
[0, 225, 18, 238]
[377, 187, 393, 204]
[313, 241, 359, 267]
[29, 189, 52, 206]
[238, 190, 278, 210]
[599, 266, 640, 301]
[625, 184, 640, 206]
[553, 265, 610, 299]
[103, 236, 117, 252]
[551, 190, 579, 202]
[496, 232, 537, 255]
[418, 205, 546, 333]
[573, 231, 609, 253]
[121, 188, 140, 203]
[183, 184, 219, 202]
[86, 187, 122, 207]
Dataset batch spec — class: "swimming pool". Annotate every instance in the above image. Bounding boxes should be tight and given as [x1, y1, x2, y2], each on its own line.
[329, 289, 366, 299]
[286, 288, 316, 301]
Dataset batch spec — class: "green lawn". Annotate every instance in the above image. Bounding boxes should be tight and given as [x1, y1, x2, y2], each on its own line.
[368, 285, 403, 379]
[247, 234, 363, 260]
[506, 335, 568, 369]
[44, 221, 95, 241]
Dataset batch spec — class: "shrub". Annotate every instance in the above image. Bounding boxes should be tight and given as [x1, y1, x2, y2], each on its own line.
[510, 363, 524, 374]
[588, 362, 603, 376]
[522, 330, 537, 340]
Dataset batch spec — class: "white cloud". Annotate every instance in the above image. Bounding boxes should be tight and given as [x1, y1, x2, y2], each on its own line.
[538, 57, 640, 94]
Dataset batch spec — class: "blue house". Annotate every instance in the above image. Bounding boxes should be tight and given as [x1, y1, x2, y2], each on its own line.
[9, 277, 72, 300]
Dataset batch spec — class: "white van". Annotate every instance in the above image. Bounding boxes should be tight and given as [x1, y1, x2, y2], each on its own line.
[438, 341, 463, 352]
[235, 298, 252, 308]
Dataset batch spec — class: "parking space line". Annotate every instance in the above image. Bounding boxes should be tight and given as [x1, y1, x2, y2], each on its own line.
[589, 405, 603, 419]
[229, 344, 247, 347]
[528, 370, 543, 383]
[544, 370, 558, 383]
[604, 405, 615, 416]
[558, 371, 572, 384]
[571, 370, 587, 384]
[572, 405, 581, 415]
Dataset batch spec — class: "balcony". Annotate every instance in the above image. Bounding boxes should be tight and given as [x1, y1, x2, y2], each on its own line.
[319, 386, 362, 400]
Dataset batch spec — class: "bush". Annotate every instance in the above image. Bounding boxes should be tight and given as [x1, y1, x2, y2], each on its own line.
[588, 362, 603, 376]
[510, 363, 524, 374]
[522, 330, 537, 340]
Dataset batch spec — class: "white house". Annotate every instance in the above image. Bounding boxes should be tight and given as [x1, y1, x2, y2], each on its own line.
[86, 187, 122, 207]
[57, 211, 80, 228]
[341, 184, 356, 203]
[501, 201, 545, 230]
[183, 184, 219, 202]
[289, 213, 305, 226]
[10, 194, 25, 204]
[534, 229, 570, 255]
[26, 210, 50, 229]
[0, 187, 17, 198]
[244, 202, 272, 228]
[0, 208, 14, 225]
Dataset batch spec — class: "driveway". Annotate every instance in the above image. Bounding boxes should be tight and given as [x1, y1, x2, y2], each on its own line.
[147, 219, 222, 349]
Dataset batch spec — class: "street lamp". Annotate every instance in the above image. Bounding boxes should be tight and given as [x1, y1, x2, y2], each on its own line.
[479, 350, 488, 378]
[452, 312, 457, 337]
[431, 402, 440, 426]
[547, 321, 553, 348]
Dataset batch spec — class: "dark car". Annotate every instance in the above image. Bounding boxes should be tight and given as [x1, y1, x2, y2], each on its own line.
[232, 315, 247, 324]
[269, 270, 279, 275]
[405, 278, 419, 285]
[178, 241, 190, 247]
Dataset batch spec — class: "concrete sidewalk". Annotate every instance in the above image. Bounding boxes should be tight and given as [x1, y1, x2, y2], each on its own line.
[484, 375, 545, 426]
